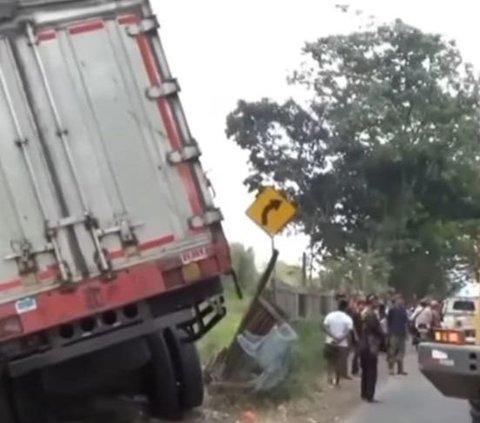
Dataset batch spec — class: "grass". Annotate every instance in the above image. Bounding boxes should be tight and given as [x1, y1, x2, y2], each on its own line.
[198, 287, 326, 400]
[198, 287, 251, 362]
[285, 321, 325, 396]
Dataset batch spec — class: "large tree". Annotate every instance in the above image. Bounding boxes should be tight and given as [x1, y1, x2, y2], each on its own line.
[226, 19, 480, 296]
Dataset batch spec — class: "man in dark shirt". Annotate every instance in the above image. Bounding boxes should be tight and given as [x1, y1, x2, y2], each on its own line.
[387, 295, 409, 376]
[350, 298, 365, 376]
[359, 294, 384, 403]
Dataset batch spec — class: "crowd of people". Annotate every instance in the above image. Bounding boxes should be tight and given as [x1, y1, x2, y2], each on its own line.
[323, 293, 442, 403]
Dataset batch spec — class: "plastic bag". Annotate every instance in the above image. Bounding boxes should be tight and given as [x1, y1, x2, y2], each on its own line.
[237, 322, 298, 392]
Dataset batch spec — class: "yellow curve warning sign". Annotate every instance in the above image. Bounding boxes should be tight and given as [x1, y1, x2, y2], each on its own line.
[245, 187, 297, 236]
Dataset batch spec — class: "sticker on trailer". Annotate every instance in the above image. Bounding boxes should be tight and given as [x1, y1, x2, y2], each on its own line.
[431, 349, 448, 360]
[181, 247, 208, 265]
[15, 297, 37, 314]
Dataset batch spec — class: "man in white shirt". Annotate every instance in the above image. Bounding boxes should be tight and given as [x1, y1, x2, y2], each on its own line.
[323, 299, 354, 386]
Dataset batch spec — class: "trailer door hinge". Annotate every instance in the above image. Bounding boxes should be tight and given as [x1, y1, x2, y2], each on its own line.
[167, 145, 201, 165]
[189, 208, 223, 229]
[5, 239, 51, 275]
[146, 79, 180, 100]
[126, 15, 159, 36]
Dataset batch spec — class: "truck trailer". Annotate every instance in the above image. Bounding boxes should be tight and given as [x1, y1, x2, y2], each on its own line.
[0, 0, 232, 421]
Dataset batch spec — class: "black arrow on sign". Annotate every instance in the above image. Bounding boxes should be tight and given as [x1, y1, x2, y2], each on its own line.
[261, 199, 283, 226]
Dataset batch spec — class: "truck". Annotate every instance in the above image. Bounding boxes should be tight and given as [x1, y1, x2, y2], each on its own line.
[0, 0, 232, 422]
[419, 295, 480, 423]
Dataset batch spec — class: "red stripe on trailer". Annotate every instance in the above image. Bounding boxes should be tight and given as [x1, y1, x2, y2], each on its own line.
[138, 234, 175, 252]
[0, 236, 176, 292]
[37, 30, 56, 42]
[0, 279, 22, 292]
[121, 17, 205, 227]
[118, 14, 137, 25]
[13, 261, 168, 333]
[0, 240, 231, 338]
[69, 20, 105, 35]
[109, 234, 176, 259]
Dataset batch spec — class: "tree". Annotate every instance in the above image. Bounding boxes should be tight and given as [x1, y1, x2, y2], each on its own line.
[229, 243, 258, 290]
[226, 19, 480, 296]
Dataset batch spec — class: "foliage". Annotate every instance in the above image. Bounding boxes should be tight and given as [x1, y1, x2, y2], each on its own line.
[275, 261, 304, 286]
[226, 18, 480, 296]
[198, 286, 250, 361]
[271, 321, 325, 400]
[319, 248, 392, 294]
[230, 242, 259, 290]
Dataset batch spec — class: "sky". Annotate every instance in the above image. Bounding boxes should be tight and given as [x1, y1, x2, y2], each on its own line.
[152, 0, 480, 265]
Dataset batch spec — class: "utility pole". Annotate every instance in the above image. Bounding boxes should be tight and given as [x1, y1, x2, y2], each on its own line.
[270, 236, 277, 303]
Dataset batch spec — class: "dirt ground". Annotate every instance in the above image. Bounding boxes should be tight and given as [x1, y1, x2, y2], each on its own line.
[180, 375, 365, 423]
[169, 354, 389, 423]
[51, 358, 390, 423]
[52, 374, 362, 423]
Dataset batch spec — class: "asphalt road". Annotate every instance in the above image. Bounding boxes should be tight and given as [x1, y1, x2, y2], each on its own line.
[342, 352, 470, 423]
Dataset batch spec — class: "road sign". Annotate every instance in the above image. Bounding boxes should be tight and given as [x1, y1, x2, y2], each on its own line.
[246, 187, 297, 236]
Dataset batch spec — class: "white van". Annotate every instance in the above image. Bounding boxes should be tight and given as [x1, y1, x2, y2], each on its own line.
[442, 297, 476, 343]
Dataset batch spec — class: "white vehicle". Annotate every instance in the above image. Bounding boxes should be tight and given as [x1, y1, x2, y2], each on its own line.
[441, 297, 476, 343]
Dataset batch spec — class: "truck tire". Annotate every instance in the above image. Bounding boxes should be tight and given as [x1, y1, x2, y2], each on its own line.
[470, 400, 480, 423]
[164, 328, 204, 411]
[11, 372, 47, 423]
[0, 375, 14, 423]
[144, 332, 182, 420]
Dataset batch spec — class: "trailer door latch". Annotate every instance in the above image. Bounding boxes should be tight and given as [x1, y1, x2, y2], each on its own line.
[126, 15, 159, 36]
[167, 145, 201, 165]
[146, 80, 180, 100]
[189, 208, 223, 229]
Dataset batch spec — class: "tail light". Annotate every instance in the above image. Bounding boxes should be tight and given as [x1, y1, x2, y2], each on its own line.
[433, 329, 465, 345]
[0, 315, 23, 340]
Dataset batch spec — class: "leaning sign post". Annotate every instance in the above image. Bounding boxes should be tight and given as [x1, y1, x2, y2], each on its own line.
[245, 187, 297, 302]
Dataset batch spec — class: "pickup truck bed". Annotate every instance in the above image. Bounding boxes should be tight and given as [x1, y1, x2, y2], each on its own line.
[419, 342, 480, 399]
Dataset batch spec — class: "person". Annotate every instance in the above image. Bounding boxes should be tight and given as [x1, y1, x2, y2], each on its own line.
[351, 298, 365, 376]
[323, 299, 354, 386]
[359, 294, 384, 403]
[387, 295, 409, 375]
[378, 302, 388, 353]
[410, 299, 433, 347]
[430, 300, 442, 328]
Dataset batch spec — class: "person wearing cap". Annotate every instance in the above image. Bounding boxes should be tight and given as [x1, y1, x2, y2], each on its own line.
[359, 294, 384, 403]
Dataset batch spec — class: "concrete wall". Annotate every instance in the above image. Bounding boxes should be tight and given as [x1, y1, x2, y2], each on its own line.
[269, 287, 336, 322]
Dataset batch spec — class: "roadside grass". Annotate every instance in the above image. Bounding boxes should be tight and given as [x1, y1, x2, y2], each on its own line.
[261, 320, 325, 401]
[198, 285, 325, 401]
[287, 320, 325, 394]
[198, 287, 251, 362]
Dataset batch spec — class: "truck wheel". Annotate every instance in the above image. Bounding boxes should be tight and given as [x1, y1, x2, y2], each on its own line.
[470, 400, 480, 423]
[0, 376, 14, 423]
[144, 332, 182, 420]
[11, 372, 47, 423]
[164, 328, 204, 411]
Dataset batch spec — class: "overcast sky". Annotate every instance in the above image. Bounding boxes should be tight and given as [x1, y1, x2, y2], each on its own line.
[152, 0, 480, 265]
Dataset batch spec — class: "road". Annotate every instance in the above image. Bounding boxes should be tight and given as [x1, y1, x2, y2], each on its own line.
[343, 353, 469, 423]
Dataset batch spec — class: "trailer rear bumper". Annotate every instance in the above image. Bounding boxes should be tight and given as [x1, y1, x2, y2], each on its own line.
[6, 276, 225, 377]
[419, 342, 480, 399]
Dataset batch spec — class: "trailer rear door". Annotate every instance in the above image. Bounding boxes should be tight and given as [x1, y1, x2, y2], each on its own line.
[0, 0, 221, 298]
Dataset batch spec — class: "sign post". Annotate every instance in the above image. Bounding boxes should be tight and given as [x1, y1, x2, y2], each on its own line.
[245, 187, 297, 303]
